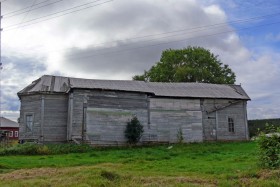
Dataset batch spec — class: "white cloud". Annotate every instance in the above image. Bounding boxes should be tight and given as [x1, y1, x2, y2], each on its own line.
[1, 0, 280, 120]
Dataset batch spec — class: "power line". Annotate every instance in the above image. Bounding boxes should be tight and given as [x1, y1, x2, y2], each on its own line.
[1, 1, 279, 59]
[63, 21, 280, 61]
[4, 0, 64, 18]
[57, 12, 280, 51]
[19, 0, 38, 24]
[4, 0, 113, 30]
[9, 0, 38, 38]
[2, 1, 279, 32]
[3, 0, 52, 16]
[4, 11, 280, 55]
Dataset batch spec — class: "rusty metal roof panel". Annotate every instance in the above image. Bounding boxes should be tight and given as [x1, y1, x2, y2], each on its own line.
[70, 77, 150, 93]
[18, 75, 250, 100]
[146, 82, 250, 99]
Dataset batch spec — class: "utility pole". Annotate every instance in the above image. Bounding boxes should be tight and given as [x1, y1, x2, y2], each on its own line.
[0, 2, 2, 124]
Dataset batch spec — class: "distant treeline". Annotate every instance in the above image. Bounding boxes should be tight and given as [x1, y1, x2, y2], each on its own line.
[248, 118, 280, 137]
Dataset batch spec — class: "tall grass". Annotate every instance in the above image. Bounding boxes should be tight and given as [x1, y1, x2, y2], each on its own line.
[0, 143, 92, 156]
[0, 142, 279, 186]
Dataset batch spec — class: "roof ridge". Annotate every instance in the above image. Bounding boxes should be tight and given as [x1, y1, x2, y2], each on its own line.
[18, 75, 250, 100]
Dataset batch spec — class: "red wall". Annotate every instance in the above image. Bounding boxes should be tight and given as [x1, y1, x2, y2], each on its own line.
[0, 127, 19, 140]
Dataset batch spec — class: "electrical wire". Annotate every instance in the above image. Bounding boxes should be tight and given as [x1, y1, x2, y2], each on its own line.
[3, 0, 52, 16]
[19, 0, 38, 24]
[4, 0, 64, 18]
[4, 11, 280, 55]
[4, 0, 113, 30]
[1, 0, 279, 62]
[2, 1, 279, 33]
[63, 20, 280, 61]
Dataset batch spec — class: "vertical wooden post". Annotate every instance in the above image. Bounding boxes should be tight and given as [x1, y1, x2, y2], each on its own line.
[67, 93, 73, 141]
[82, 98, 87, 141]
[40, 95, 45, 143]
[147, 96, 150, 128]
[244, 101, 249, 140]
[215, 110, 218, 140]
[0, 2, 2, 124]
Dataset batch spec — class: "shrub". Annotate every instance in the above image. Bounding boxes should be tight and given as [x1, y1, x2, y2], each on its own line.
[257, 125, 280, 168]
[124, 116, 144, 144]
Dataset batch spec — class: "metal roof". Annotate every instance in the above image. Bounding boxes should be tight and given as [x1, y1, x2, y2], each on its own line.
[18, 75, 250, 100]
[0, 117, 19, 128]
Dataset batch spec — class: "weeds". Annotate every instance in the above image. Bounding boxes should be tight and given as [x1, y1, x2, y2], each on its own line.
[0, 143, 92, 156]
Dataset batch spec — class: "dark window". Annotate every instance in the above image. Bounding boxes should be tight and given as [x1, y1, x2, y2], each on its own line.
[26, 114, 34, 132]
[228, 117, 234, 132]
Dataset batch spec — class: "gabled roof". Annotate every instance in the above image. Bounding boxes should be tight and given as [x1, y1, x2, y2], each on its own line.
[18, 75, 250, 100]
[0, 117, 19, 128]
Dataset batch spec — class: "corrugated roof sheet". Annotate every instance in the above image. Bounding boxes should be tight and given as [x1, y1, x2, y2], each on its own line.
[18, 75, 250, 100]
[0, 117, 19, 128]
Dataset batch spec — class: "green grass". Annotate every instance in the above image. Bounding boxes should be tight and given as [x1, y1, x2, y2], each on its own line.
[0, 141, 279, 186]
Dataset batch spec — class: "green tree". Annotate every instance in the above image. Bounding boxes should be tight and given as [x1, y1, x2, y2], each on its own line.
[133, 46, 236, 84]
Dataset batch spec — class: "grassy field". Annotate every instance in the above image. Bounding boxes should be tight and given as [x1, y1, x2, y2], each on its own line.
[0, 141, 279, 186]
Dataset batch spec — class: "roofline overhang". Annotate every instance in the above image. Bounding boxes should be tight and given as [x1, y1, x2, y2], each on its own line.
[17, 91, 68, 99]
[18, 87, 250, 101]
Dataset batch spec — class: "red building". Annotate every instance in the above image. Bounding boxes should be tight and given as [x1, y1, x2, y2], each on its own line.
[0, 117, 19, 140]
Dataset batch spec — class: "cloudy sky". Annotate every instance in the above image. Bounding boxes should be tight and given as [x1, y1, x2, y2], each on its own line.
[0, 0, 280, 121]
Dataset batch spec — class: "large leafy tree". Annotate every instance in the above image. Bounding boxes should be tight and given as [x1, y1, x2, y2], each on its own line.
[133, 46, 236, 84]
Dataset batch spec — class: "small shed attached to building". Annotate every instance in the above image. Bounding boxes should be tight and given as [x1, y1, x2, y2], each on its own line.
[18, 75, 250, 145]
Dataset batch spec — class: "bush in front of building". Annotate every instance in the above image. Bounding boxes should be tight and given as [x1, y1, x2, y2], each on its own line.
[257, 125, 280, 168]
[124, 116, 144, 145]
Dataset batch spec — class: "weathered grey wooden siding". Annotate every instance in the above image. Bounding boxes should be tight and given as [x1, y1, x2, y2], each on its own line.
[42, 94, 68, 142]
[19, 95, 42, 140]
[71, 89, 148, 145]
[145, 98, 203, 143]
[19, 94, 68, 142]
[71, 90, 204, 145]
[201, 99, 248, 141]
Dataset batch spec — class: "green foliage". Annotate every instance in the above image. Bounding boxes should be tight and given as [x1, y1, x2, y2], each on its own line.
[124, 116, 144, 144]
[133, 46, 236, 84]
[0, 143, 92, 156]
[257, 125, 280, 168]
[248, 118, 280, 137]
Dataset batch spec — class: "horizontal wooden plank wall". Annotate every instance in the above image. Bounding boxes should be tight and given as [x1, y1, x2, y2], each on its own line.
[147, 98, 203, 143]
[43, 94, 68, 142]
[72, 90, 206, 145]
[201, 99, 248, 141]
[19, 94, 68, 142]
[71, 89, 148, 145]
[19, 95, 42, 140]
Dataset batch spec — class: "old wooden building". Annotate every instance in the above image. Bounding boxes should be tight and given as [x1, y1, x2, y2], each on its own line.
[0, 117, 19, 140]
[18, 75, 250, 145]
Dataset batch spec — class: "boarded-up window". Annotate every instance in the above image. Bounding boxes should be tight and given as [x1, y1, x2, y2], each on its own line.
[228, 117, 234, 132]
[26, 114, 34, 132]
